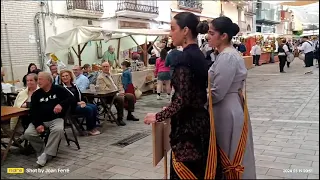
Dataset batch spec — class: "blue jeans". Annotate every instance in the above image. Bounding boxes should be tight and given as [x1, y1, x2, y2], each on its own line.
[75, 103, 98, 131]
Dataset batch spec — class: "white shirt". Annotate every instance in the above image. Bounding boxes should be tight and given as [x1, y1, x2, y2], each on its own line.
[251, 45, 261, 55]
[278, 44, 289, 56]
[298, 41, 314, 53]
[283, 44, 289, 53]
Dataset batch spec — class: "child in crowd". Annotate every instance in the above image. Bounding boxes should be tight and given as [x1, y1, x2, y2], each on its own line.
[154, 49, 171, 100]
[121, 61, 136, 104]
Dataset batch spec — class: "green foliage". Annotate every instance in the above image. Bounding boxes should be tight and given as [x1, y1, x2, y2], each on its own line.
[293, 30, 303, 36]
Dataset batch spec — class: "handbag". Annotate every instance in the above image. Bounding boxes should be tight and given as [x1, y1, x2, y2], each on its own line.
[134, 87, 142, 99]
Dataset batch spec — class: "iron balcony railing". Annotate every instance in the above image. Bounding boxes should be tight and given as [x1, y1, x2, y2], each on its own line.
[245, 1, 256, 14]
[178, 0, 203, 12]
[66, 0, 104, 12]
[116, 1, 159, 14]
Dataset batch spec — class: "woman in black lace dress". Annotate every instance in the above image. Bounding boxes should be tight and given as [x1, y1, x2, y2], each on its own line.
[144, 12, 212, 179]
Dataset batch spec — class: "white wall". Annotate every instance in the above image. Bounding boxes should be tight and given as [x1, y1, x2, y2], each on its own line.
[155, 1, 171, 23]
[222, 3, 238, 23]
[1, 1, 42, 82]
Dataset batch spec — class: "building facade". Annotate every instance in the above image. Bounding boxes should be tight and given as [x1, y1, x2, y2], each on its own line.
[255, 0, 281, 33]
[170, 0, 255, 35]
[1, 0, 169, 82]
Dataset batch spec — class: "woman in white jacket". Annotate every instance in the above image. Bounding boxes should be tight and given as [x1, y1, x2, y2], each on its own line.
[10, 73, 39, 144]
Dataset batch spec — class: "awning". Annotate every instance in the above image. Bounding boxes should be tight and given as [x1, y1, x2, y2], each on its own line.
[45, 26, 170, 55]
[280, 1, 318, 6]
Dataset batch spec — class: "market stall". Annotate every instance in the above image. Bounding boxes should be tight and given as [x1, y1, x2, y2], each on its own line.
[45, 26, 169, 93]
[244, 33, 279, 65]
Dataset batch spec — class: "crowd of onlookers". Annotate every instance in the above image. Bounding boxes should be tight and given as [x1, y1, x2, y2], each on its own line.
[1, 57, 141, 166]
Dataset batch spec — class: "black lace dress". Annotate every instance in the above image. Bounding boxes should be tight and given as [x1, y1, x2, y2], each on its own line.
[155, 44, 210, 179]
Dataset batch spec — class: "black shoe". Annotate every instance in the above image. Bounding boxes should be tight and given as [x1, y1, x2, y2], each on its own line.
[127, 115, 139, 121]
[280, 71, 286, 73]
[116, 119, 126, 126]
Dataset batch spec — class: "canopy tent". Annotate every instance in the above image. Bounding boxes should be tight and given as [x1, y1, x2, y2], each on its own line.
[45, 26, 170, 66]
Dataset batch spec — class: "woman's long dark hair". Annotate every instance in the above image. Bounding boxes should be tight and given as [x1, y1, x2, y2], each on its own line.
[160, 49, 168, 61]
[27, 63, 37, 74]
[23, 63, 38, 86]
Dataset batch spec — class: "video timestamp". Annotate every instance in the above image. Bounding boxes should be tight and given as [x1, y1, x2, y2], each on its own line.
[283, 169, 313, 173]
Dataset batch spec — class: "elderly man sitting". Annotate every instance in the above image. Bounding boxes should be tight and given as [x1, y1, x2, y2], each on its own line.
[96, 62, 139, 126]
[24, 72, 76, 166]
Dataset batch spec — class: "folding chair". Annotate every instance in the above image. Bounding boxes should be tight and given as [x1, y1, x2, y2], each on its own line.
[41, 108, 81, 150]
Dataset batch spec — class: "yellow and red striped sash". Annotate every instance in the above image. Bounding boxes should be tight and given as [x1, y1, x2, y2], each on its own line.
[172, 75, 249, 179]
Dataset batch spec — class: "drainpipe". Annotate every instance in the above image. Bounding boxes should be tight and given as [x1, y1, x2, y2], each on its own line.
[34, 12, 45, 70]
[2, 1, 15, 83]
[40, 2, 47, 49]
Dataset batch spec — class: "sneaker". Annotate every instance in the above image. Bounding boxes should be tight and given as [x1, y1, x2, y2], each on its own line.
[88, 129, 101, 136]
[157, 95, 161, 100]
[36, 153, 51, 167]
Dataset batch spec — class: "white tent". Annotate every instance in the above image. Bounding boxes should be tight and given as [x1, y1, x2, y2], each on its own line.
[45, 26, 170, 66]
[45, 26, 170, 55]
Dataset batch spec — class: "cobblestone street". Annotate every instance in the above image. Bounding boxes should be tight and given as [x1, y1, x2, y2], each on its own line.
[1, 60, 319, 179]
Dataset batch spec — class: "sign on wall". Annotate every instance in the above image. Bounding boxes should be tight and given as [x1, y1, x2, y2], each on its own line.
[119, 21, 150, 29]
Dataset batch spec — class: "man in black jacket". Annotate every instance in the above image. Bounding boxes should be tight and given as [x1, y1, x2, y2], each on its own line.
[24, 72, 76, 167]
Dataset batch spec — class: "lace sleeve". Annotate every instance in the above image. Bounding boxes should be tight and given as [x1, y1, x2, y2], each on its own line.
[155, 67, 192, 122]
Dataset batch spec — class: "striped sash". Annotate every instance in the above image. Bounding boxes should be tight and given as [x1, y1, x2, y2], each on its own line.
[172, 75, 248, 179]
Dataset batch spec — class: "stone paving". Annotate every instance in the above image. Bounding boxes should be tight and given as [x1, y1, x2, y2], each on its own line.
[1, 59, 319, 179]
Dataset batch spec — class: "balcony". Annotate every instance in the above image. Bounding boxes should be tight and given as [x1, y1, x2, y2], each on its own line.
[66, 0, 104, 18]
[116, 0, 159, 20]
[178, 0, 203, 13]
[244, 2, 256, 16]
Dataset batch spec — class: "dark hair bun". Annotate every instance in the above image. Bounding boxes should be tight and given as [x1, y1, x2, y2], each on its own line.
[197, 21, 209, 34]
[231, 23, 240, 36]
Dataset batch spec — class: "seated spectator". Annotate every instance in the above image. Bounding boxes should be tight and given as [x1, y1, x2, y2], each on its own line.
[22, 63, 38, 87]
[24, 72, 76, 167]
[82, 64, 91, 77]
[11, 74, 39, 133]
[59, 69, 100, 136]
[72, 65, 89, 92]
[49, 64, 60, 85]
[96, 62, 139, 126]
